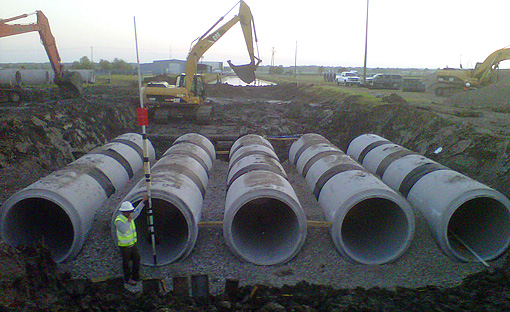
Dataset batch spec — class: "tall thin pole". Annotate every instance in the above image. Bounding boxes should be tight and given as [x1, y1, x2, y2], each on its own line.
[363, 0, 369, 85]
[134, 16, 157, 266]
[295, 41, 298, 86]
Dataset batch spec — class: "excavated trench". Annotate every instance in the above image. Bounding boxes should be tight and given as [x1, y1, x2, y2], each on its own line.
[1, 82, 510, 309]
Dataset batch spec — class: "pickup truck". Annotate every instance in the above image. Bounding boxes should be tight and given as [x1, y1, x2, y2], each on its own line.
[335, 71, 361, 87]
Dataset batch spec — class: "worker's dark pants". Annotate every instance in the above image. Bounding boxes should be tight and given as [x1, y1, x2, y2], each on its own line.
[119, 244, 140, 282]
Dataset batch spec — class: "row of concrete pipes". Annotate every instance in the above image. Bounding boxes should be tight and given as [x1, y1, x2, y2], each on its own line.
[1, 132, 509, 266]
[0, 69, 95, 85]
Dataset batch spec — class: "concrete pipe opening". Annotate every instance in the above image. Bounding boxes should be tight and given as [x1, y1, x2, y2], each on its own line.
[337, 197, 412, 265]
[229, 197, 302, 265]
[2, 198, 74, 262]
[133, 198, 192, 265]
[446, 197, 510, 261]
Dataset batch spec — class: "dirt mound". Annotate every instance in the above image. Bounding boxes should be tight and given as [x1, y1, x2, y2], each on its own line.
[382, 93, 408, 105]
[1, 243, 510, 311]
[444, 78, 510, 110]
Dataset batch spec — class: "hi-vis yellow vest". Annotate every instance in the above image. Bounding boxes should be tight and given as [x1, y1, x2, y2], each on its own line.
[115, 214, 137, 247]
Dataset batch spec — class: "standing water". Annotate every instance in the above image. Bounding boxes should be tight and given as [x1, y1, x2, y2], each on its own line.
[221, 76, 276, 86]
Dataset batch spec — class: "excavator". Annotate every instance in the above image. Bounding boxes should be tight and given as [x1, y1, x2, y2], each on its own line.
[0, 11, 82, 102]
[142, 0, 261, 123]
[433, 47, 510, 97]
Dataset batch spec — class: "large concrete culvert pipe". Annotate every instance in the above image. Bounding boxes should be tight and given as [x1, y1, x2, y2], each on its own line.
[0, 133, 155, 263]
[224, 134, 307, 265]
[0, 69, 22, 85]
[289, 133, 415, 264]
[112, 133, 215, 266]
[19, 70, 51, 85]
[347, 134, 510, 262]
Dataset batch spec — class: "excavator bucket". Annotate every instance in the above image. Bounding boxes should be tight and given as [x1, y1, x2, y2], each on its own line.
[55, 71, 83, 98]
[228, 60, 260, 84]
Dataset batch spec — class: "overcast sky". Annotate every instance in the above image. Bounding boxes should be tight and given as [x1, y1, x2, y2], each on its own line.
[2, 0, 509, 69]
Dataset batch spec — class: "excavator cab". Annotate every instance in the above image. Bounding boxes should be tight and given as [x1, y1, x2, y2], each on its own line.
[176, 74, 206, 99]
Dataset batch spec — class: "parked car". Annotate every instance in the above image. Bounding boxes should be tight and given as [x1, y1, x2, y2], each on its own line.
[368, 74, 403, 90]
[335, 71, 361, 87]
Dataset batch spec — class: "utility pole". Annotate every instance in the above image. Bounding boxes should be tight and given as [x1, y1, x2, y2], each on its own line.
[295, 41, 298, 86]
[362, 0, 369, 85]
[271, 47, 275, 67]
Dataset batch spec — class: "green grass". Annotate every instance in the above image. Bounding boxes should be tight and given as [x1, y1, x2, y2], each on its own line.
[260, 74, 382, 107]
[260, 73, 437, 107]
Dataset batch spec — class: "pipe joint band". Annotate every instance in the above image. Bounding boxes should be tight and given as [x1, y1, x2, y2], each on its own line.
[399, 162, 449, 198]
[302, 150, 344, 178]
[173, 139, 215, 162]
[376, 149, 416, 178]
[67, 163, 116, 197]
[92, 148, 134, 179]
[358, 140, 391, 164]
[293, 138, 332, 165]
[152, 163, 206, 198]
[313, 164, 367, 199]
[227, 163, 287, 189]
[111, 138, 144, 160]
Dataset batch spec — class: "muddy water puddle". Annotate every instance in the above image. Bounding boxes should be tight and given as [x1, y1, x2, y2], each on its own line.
[220, 76, 276, 86]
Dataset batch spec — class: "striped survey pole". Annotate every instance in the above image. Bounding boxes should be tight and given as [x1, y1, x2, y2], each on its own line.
[134, 16, 157, 266]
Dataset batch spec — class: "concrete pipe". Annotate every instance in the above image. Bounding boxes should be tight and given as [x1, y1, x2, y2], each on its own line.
[19, 70, 51, 85]
[227, 153, 287, 188]
[229, 134, 273, 160]
[173, 132, 216, 165]
[112, 133, 214, 266]
[224, 134, 307, 265]
[229, 143, 279, 169]
[0, 133, 155, 263]
[289, 133, 415, 264]
[347, 133, 510, 262]
[0, 70, 22, 85]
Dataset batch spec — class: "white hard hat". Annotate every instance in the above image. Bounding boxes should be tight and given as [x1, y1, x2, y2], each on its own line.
[119, 201, 134, 212]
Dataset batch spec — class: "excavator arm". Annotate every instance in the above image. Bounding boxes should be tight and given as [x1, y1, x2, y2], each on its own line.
[472, 47, 510, 83]
[184, 0, 261, 93]
[0, 11, 82, 97]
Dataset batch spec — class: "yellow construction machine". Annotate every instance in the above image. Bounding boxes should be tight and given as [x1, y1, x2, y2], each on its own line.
[433, 47, 510, 97]
[142, 0, 261, 123]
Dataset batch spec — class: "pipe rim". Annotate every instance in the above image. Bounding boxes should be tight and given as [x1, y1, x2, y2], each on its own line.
[330, 189, 415, 265]
[113, 191, 197, 266]
[1, 190, 82, 263]
[441, 189, 510, 262]
[224, 188, 307, 265]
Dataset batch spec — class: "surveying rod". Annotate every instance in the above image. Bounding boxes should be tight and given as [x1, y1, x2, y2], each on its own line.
[134, 16, 157, 266]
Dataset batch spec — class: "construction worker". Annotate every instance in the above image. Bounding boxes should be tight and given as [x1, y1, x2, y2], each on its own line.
[115, 196, 147, 285]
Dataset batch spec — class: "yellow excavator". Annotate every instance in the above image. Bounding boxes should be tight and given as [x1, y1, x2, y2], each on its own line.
[142, 0, 261, 123]
[433, 47, 510, 97]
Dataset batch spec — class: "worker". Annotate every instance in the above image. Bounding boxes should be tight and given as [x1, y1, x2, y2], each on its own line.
[115, 196, 147, 285]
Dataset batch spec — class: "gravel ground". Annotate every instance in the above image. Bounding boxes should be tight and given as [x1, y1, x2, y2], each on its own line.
[58, 156, 503, 295]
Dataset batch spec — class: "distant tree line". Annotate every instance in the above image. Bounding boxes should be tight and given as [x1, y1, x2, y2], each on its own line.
[71, 56, 133, 71]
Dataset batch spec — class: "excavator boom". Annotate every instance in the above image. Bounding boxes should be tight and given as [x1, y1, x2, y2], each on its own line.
[0, 11, 82, 97]
[472, 47, 510, 82]
[141, 0, 262, 122]
[184, 0, 261, 91]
